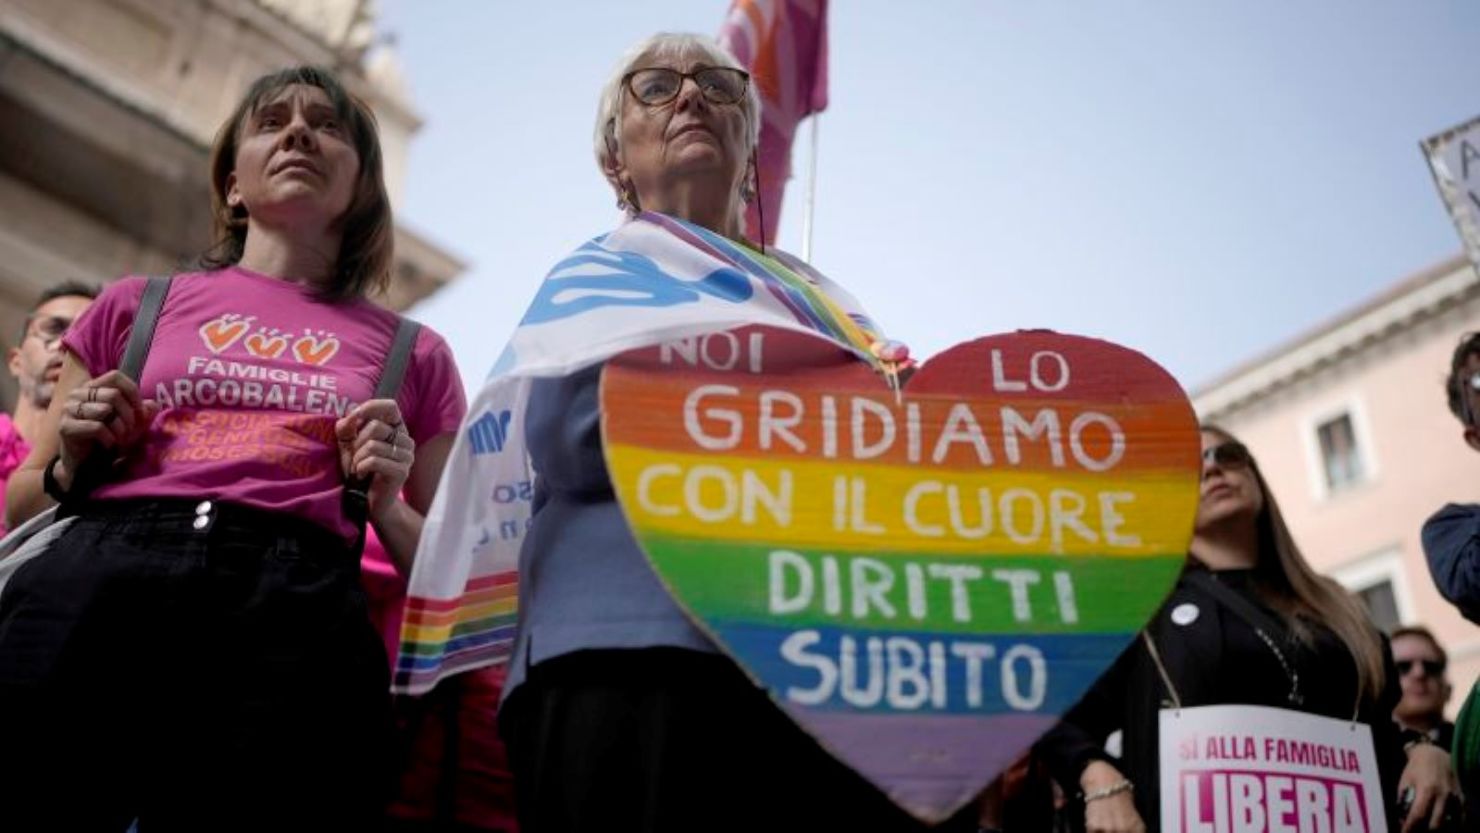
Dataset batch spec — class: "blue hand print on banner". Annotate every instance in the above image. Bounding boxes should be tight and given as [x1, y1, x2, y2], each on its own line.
[521, 242, 753, 325]
[468, 408, 513, 456]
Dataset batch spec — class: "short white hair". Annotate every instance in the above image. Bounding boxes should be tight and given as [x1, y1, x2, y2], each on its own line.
[592, 33, 763, 183]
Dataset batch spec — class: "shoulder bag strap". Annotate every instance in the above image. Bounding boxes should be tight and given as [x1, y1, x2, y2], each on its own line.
[343, 317, 423, 538]
[1184, 569, 1291, 639]
[1185, 568, 1365, 718]
[69, 276, 172, 502]
[374, 317, 422, 400]
[1144, 572, 1293, 715]
[119, 276, 172, 382]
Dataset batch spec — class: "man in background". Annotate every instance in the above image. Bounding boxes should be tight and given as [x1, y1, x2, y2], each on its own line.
[0, 281, 98, 521]
[1424, 332, 1480, 621]
[1422, 333, 1480, 831]
[1392, 625, 1455, 747]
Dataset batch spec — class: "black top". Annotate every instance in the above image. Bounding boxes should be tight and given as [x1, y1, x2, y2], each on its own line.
[1036, 566, 1405, 832]
[1431, 720, 1458, 751]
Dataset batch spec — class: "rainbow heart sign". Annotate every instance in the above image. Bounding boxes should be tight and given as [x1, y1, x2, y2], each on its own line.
[600, 326, 1201, 822]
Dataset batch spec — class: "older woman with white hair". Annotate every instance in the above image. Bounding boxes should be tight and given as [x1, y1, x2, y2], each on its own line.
[482, 31, 968, 833]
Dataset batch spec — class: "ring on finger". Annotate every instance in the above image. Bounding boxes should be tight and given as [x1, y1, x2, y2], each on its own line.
[74, 399, 85, 420]
[87, 386, 98, 403]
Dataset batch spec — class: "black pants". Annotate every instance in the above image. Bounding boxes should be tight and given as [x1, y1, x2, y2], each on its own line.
[0, 499, 394, 832]
[502, 648, 979, 833]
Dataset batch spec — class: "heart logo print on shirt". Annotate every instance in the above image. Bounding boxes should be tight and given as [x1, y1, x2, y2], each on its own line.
[292, 332, 340, 366]
[198, 315, 251, 354]
[244, 330, 290, 359]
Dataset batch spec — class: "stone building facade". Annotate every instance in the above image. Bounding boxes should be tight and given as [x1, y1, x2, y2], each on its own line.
[0, 0, 461, 404]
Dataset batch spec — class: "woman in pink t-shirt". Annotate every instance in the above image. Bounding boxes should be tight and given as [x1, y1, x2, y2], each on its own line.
[0, 67, 465, 830]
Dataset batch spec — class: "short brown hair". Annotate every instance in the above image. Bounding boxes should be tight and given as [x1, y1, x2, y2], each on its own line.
[202, 66, 393, 300]
[17, 281, 98, 342]
[1391, 625, 1448, 668]
[1445, 332, 1480, 425]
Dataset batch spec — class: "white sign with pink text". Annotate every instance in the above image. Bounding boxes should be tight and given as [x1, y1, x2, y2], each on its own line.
[1159, 704, 1386, 833]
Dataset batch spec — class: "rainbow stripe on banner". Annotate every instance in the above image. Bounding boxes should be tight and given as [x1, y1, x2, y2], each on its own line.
[601, 326, 1200, 822]
[397, 572, 518, 682]
[644, 213, 879, 357]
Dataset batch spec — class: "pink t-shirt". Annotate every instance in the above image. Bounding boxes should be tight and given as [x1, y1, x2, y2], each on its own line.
[64, 267, 466, 540]
[0, 413, 32, 533]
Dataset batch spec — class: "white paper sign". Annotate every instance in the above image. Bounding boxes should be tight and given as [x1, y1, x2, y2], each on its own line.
[1159, 705, 1387, 833]
[1422, 115, 1480, 272]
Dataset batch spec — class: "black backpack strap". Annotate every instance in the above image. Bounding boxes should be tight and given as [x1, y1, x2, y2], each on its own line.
[66, 276, 172, 505]
[120, 276, 172, 382]
[375, 317, 422, 400]
[343, 316, 423, 541]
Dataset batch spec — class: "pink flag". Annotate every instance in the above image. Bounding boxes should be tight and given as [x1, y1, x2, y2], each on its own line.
[718, 0, 829, 245]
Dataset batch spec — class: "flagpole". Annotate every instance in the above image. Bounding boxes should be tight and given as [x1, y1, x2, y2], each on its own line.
[801, 114, 820, 262]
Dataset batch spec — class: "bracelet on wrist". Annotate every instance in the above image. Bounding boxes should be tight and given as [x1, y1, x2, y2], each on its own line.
[42, 455, 72, 503]
[1400, 728, 1434, 754]
[1082, 779, 1134, 803]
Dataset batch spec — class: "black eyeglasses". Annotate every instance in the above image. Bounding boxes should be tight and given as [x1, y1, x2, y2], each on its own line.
[22, 315, 74, 347]
[1464, 371, 1480, 428]
[1202, 441, 1252, 469]
[623, 67, 750, 107]
[1396, 658, 1446, 678]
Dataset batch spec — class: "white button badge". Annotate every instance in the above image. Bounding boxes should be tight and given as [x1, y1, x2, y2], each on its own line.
[1170, 603, 1200, 626]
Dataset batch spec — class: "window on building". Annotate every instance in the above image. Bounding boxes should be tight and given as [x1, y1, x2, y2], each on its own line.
[1355, 580, 1401, 634]
[1333, 549, 1410, 632]
[1316, 412, 1364, 492]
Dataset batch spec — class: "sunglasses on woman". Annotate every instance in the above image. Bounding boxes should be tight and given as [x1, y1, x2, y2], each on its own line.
[1202, 441, 1252, 469]
[1396, 658, 1446, 678]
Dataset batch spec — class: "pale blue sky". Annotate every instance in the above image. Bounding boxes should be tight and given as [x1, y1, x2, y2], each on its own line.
[379, 1, 1480, 395]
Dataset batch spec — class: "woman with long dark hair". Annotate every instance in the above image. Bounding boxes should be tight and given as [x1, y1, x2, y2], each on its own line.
[1039, 426, 1456, 833]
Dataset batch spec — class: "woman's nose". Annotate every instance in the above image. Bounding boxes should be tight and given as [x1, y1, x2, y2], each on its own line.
[281, 112, 317, 151]
[674, 77, 709, 111]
